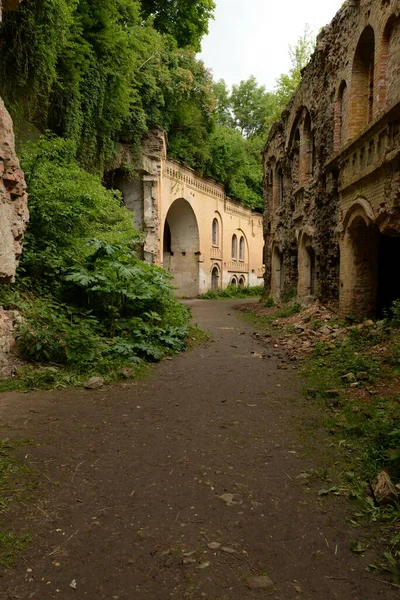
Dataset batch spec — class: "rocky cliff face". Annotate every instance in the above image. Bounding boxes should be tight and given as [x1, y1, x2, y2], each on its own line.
[0, 0, 28, 375]
[0, 0, 28, 282]
[0, 99, 29, 281]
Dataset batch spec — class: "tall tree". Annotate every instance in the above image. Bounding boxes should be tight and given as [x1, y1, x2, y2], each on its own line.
[140, 0, 215, 51]
[230, 76, 275, 138]
[266, 25, 315, 130]
[213, 79, 233, 128]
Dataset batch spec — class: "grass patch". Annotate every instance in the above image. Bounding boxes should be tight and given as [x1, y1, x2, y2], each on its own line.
[240, 302, 302, 331]
[0, 361, 151, 393]
[0, 438, 36, 511]
[246, 300, 400, 572]
[0, 438, 36, 567]
[0, 532, 31, 568]
[186, 325, 211, 348]
[302, 325, 400, 572]
[198, 285, 263, 299]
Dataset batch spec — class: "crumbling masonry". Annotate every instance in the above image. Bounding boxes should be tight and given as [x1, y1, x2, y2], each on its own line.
[263, 0, 400, 318]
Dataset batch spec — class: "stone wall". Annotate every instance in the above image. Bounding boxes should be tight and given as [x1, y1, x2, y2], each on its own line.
[263, 0, 400, 318]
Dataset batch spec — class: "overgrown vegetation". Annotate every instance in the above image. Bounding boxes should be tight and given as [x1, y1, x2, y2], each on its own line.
[0, 438, 34, 565]
[0, 0, 215, 173]
[0, 3, 316, 381]
[242, 300, 400, 572]
[0, 137, 191, 386]
[198, 285, 263, 300]
[0, 2, 314, 210]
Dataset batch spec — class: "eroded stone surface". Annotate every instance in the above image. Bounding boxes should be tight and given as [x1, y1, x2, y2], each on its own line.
[0, 308, 21, 377]
[0, 98, 29, 282]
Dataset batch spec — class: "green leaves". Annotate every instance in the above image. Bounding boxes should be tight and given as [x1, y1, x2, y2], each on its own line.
[0, 0, 216, 171]
[140, 0, 216, 52]
[230, 76, 276, 139]
[12, 137, 190, 372]
[350, 540, 367, 553]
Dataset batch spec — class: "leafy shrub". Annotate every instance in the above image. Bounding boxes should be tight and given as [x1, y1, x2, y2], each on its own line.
[264, 296, 275, 308]
[199, 285, 263, 299]
[275, 303, 302, 318]
[282, 288, 297, 302]
[20, 136, 140, 291]
[6, 137, 190, 376]
[390, 299, 400, 325]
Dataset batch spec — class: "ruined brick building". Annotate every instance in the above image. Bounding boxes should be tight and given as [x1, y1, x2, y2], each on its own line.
[263, 0, 400, 318]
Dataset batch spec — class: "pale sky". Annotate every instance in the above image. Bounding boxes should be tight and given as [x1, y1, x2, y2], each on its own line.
[199, 0, 345, 91]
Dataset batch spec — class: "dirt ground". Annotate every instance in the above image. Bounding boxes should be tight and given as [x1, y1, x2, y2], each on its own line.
[0, 299, 398, 599]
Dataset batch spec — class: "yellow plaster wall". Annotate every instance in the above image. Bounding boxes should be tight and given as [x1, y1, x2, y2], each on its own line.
[159, 160, 264, 296]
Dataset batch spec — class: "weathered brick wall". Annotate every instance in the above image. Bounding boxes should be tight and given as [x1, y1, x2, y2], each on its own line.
[263, 0, 400, 317]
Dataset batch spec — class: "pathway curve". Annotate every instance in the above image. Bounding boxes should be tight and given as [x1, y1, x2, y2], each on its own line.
[0, 300, 397, 599]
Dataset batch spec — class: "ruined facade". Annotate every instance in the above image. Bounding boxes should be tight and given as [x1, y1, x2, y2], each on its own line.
[263, 0, 400, 318]
[110, 131, 264, 297]
[0, 0, 28, 282]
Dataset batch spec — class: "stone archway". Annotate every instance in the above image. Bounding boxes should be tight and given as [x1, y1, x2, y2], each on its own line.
[340, 202, 400, 318]
[340, 211, 379, 318]
[163, 199, 200, 297]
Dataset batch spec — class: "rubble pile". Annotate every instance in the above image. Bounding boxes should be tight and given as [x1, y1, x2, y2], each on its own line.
[254, 303, 381, 360]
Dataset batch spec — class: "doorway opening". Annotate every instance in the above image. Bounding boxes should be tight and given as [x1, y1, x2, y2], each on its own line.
[211, 266, 220, 291]
[377, 234, 400, 317]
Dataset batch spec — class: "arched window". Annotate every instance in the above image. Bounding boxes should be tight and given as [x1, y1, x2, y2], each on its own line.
[335, 81, 348, 150]
[349, 26, 375, 138]
[231, 234, 238, 259]
[268, 168, 274, 208]
[239, 276, 246, 288]
[292, 128, 300, 189]
[276, 165, 283, 206]
[163, 220, 172, 253]
[379, 16, 400, 109]
[239, 236, 245, 261]
[212, 218, 219, 247]
[230, 276, 238, 287]
[301, 112, 313, 183]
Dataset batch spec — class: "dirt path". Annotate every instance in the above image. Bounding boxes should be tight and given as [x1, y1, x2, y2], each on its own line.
[0, 300, 397, 599]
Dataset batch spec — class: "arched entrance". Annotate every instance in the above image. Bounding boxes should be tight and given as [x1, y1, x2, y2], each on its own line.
[340, 202, 400, 318]
[163, 199, 200, 297]
[230, 276, 238, 287]
[340, 211, 379, 318]
[211, 266, 220, 291]
[377, 232, 400, 317]
[238, 276, 246, 288]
